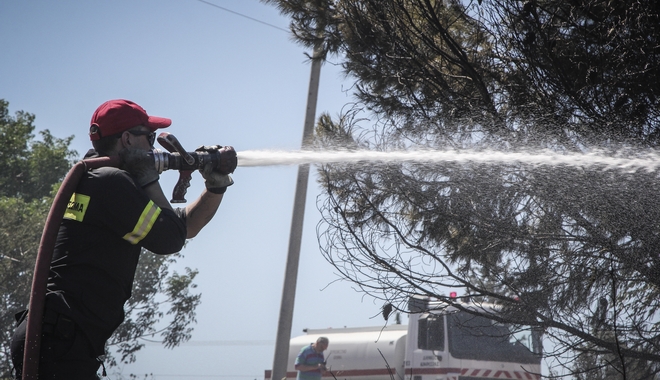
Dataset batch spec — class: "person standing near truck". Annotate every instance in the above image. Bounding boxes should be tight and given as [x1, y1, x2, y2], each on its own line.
[295, 336, 329, 380]
[10, 99, 237, 379]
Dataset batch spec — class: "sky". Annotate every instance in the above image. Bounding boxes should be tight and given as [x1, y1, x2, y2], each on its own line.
[0, 1, 389, 379]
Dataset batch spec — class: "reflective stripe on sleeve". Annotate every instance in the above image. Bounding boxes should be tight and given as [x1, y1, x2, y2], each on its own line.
[123, 200, 161, 245]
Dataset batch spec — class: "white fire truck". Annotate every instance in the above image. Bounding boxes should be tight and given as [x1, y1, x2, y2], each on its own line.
[265, 296, 542, 380]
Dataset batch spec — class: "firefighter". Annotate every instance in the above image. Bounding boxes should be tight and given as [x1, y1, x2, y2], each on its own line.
[10, 99, 237, 379]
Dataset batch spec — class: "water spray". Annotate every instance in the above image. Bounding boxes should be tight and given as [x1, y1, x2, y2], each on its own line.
[236, 148, 660, 171]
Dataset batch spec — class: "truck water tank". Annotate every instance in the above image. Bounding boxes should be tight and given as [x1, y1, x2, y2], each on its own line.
[287, 325, 408, 380]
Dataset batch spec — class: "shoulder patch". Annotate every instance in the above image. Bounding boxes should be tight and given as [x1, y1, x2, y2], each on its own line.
[64, 193, 90, 221]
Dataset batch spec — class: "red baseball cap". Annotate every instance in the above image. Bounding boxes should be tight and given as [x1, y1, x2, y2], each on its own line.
[89, 99, 171, 141]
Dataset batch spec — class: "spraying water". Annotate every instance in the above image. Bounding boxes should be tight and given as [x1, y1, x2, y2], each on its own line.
[237, 149, 660, 172]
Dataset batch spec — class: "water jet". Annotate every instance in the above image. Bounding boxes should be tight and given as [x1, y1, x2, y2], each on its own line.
[236, 148, 660, 172]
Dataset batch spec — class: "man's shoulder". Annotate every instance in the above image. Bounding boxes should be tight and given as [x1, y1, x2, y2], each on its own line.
[299, 344, 314, 353]
[80, 165, 138, 197]
[82, 150, 130, 178]
[84, 162, 130, 178]
[92, 165, 126, 175]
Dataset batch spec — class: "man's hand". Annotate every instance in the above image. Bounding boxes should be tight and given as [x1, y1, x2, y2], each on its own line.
[201, 163, 234, 194]
[196, 145, 237, 194]
[119, 148, 159, 188]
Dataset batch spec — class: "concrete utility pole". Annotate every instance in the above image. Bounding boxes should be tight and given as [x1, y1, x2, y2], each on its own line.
[270, 46, 323, 380]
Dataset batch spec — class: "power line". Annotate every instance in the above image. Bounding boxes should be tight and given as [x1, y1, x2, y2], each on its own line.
[196, 0, 290, 33]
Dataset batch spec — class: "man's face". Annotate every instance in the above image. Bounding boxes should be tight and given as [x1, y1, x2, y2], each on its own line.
[125, 127, 156, 150]
[315, 341, 328, 353]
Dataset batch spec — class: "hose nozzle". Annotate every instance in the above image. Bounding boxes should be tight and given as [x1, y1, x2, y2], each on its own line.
[151, 132, 236, 203]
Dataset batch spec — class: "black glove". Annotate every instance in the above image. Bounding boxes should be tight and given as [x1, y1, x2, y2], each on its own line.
[119, 148, 159, 188]
[200, 163, 234, 194]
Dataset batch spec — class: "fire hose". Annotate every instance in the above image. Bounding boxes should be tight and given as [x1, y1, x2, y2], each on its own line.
[22, 133, 234, 379]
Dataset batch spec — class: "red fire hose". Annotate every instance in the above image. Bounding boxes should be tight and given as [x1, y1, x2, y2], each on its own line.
[22, 156, 121, 380]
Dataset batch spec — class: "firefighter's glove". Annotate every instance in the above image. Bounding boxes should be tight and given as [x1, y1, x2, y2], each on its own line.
[195, 145, 238, 175]
[119, 148, 160, 188]
[201, 163, 234, 194]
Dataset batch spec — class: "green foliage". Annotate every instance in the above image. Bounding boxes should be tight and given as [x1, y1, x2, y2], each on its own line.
[0, 196, 50, 378]
[0, 99, 74, 378]
[0, 99, 76, 200]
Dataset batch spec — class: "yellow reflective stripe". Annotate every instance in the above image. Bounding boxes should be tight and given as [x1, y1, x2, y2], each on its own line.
[64, 193, 90, 222]
[123, 200, 161, 245]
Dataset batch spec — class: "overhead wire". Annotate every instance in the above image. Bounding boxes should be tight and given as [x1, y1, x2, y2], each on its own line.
[195, 0, 290, 33]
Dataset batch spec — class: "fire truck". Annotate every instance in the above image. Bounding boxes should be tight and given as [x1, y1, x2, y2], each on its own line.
[265, 296, 542, 380]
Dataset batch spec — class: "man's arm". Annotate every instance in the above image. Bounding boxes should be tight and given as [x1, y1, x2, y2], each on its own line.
[142, 181, 175, 212]
[295, 348, 326, 373]
[295, 363, 326, 372]
[120, 148, 175, 213]
[143, 183, 222, 240]
[144, 172, 227, 239]
[184, 189, 223, 238]
[119, 148, 225, 240]
[182, 148, 236, 238]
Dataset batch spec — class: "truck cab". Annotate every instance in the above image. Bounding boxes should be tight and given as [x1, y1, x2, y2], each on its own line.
[407, 297, 542, 380]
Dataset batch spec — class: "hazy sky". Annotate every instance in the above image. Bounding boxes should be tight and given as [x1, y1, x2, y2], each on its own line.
[1, 1, 389, 379]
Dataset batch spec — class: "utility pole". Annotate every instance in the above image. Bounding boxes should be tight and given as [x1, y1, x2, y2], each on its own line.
[270, 45, 323, 380]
